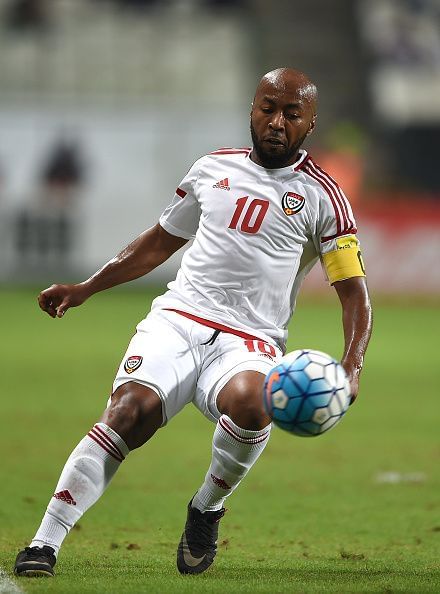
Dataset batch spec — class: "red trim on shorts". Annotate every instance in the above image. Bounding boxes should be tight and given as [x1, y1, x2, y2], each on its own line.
[163, 309, 267, 342]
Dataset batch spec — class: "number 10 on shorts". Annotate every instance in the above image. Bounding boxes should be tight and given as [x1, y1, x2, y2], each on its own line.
[244, 339, 276, 357]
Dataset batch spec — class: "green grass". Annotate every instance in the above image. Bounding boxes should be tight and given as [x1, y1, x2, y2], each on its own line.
[0, 287, 439, 593]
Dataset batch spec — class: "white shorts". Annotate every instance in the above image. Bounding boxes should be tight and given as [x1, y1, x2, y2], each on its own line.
[112, 309, 282, 425]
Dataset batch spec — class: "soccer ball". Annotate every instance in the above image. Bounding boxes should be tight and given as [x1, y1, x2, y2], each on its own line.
[263, 349, 351, 437]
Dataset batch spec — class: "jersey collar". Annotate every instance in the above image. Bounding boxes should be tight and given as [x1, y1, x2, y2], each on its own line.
[247, 149, 308, 175]
[293, 150, 309, 171]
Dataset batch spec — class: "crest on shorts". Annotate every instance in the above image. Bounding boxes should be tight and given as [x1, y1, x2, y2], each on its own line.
[282, 192, 305, 215]
[124, 355, 143, 374]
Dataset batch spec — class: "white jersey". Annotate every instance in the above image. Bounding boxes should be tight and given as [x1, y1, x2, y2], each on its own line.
[153, 148, 362, 351]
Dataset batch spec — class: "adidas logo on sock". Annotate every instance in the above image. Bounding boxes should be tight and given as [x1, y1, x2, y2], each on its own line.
[210, 474, 231, 490]
[213, 178, 230, 191]
[53, 489, 77, 505]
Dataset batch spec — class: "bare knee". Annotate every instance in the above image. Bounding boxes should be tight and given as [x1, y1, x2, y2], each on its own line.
[100, 382, 163, 450]
[217, 371, 270, 430]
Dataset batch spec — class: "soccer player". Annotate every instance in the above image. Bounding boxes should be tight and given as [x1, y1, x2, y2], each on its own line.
[14, 67, 372, 577]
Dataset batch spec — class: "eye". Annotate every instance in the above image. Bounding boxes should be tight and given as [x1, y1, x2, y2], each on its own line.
[261, 107, 272, 113]
[286, 113, 300, 120]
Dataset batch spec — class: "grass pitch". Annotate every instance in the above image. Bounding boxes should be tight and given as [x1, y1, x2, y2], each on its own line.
[0, 287, 439, 593]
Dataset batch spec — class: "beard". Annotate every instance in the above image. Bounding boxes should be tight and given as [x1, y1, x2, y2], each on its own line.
[250, 121, 308, 169]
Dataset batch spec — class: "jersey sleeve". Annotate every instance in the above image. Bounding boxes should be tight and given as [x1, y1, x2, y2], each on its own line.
[159, 159, 202, 240]
[316, 186, 366, 284]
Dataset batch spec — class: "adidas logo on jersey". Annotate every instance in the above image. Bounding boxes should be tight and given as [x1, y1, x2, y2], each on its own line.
[213, 178, 230, 191]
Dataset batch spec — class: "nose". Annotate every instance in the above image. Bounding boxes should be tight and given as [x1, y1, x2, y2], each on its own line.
[269, 111, 285, 131]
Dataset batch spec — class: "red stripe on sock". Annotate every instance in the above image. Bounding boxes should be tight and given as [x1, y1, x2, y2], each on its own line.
[89, 427, 125, 461]
[87, 432, 124, 462]
[219, 417, 270, 445]
[92, 425, 125, 459]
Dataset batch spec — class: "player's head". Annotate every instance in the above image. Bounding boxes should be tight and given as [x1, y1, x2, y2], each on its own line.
[250, 67, 317, 168]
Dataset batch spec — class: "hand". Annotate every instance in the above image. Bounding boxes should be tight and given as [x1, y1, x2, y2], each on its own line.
[348, 374, 359, 405]
[37, 283, 90, 318]
[341, 363, 360, 405]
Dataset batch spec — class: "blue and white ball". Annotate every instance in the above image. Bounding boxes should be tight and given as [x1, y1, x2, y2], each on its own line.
[263, 349, 351, 437]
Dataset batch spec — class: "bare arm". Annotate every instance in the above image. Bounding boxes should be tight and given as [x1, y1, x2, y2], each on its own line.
[38, 223, 188, 318]
[333, 276, 373, 403]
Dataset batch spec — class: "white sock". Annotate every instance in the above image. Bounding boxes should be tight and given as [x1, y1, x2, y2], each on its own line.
[192, 415, 271, 513]
[30, 423, 129, 555]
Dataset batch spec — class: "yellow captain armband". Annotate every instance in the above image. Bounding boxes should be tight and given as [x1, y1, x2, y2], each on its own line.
[322, 235, 366, 284]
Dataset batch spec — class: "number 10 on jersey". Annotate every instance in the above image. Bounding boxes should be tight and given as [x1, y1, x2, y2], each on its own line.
[228, 196, 269, 234]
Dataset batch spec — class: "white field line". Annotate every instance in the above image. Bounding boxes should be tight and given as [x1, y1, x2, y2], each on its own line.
[0, 569, 24, 594]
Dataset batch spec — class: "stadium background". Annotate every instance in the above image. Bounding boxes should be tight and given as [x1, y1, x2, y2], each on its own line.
[0, 1, 439, 593]
[0, 0, 439, 292]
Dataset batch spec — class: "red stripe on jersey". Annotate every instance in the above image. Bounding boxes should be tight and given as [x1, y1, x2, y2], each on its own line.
[176, 187, 187, 199]
[293, 152, 310, 171]
[209, 147, 252, 155]
[303, 163, 343, 235]
[163, 309, 271, 343]
[306, 159, 350, 232]
[310, 159, 354, 231]
[210, 151, 251, 156]
[211, 146, 251, 151]
[320, 228, 358, 243]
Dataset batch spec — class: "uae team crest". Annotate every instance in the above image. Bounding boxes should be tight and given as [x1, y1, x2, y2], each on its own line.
[124, 355, 143, 374]
[282, 192, 305, 216]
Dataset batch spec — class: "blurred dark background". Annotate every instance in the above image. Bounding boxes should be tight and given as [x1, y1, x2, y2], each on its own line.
[0, 0, 439, 295]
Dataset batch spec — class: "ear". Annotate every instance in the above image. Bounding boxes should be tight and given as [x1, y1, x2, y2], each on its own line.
[306, 115, 317, 137]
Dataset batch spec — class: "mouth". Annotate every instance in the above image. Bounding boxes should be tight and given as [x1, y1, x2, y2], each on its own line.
[264, 137, 286, 147]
